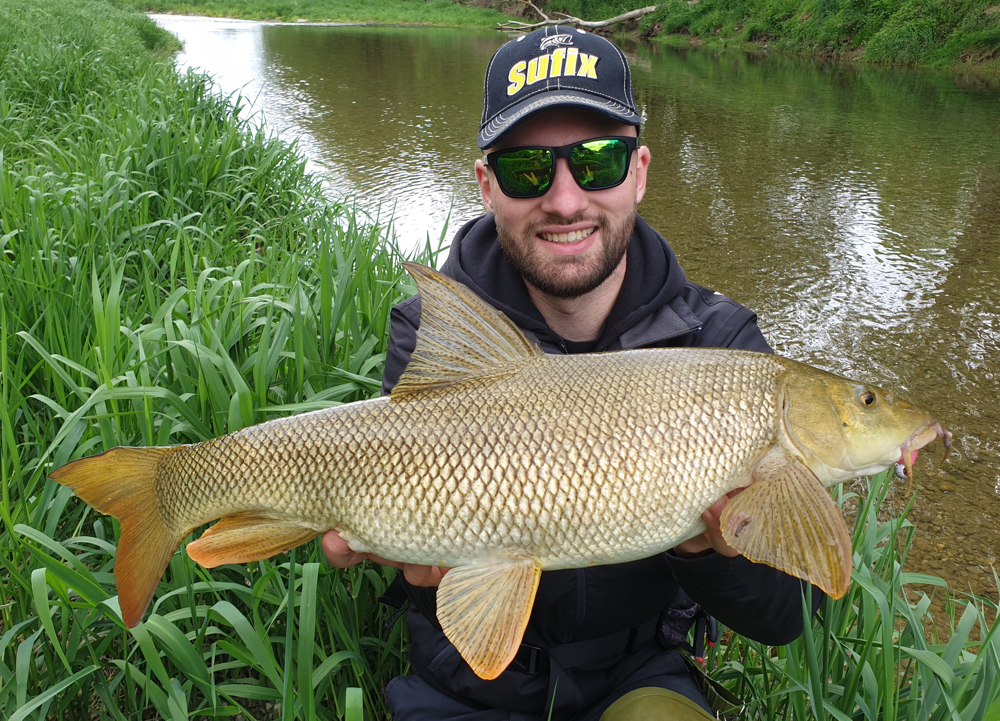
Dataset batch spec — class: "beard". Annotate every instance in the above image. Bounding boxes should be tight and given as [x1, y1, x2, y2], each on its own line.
[495, 208, 636, 299]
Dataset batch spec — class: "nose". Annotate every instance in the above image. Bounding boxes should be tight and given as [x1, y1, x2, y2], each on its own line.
[539, 157, 589, 219]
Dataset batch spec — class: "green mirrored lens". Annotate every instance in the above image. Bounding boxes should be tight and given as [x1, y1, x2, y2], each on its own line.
[495, 148, 554, 197]
[570, 139, 628, 189]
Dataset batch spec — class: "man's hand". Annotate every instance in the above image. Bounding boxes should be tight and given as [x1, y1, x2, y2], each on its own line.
[672, 490, 743, 558]
[320, 530, 449, 587]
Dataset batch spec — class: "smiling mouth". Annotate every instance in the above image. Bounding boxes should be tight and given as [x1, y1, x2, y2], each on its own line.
[539, 227, 596, 244]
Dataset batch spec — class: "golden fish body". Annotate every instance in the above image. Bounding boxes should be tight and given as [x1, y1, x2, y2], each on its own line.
[50, 262, 951, 680]
[160, 348, 780, 570]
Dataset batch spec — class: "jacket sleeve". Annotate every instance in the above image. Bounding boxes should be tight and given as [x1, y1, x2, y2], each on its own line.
[381, 295, 421, 396]
[723, 313, 773, 353]
[664, 552, 823, 645]
[681, 284, 773, 354]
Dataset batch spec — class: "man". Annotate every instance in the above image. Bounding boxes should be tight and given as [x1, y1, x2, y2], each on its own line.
[323, 26, 820, 720]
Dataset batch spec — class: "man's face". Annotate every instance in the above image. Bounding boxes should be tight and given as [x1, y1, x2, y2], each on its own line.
[475, 108, 650, 299]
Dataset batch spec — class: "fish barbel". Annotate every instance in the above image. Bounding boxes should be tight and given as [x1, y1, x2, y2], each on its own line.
[50, 263, 952, 680]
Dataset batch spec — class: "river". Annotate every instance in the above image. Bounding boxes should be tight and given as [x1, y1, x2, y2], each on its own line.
[153, 15, 1000, 597]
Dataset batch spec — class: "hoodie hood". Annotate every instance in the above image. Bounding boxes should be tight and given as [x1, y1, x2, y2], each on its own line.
[439, 214, 699, 352]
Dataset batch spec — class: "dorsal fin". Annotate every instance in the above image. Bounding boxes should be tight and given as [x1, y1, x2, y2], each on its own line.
[392, 262, 543, 398]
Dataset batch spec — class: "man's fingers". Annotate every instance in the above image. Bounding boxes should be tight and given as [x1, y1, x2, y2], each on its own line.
[703, 497, 729, 524]
[403, 564, 449, 587]
[321, 530, 447, 586]
[701, 498, 740, 558]
[321, 530, 365, 568]
[672, 493, 742, 558]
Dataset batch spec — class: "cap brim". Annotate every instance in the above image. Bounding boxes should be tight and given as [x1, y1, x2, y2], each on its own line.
[477, 90, 640, 150]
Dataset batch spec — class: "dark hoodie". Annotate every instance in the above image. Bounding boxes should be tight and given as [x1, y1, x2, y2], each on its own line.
[381, 214, 821, 716]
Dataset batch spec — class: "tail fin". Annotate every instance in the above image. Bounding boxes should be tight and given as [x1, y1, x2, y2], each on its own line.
[49, 446, 185, 627]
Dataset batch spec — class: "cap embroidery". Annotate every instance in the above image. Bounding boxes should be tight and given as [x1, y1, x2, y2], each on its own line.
[507, 49, 599, 96]
[539, 34, 573, 50]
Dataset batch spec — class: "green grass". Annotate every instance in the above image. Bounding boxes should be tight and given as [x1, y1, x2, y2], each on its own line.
[107, 0, 514, 27]
[104, 0, 1000, 68]
[705, 471, 1000, 720]
[0, 0, 437, 717]
[2, 0, 999, 719]
[548, 0, 1000, 68]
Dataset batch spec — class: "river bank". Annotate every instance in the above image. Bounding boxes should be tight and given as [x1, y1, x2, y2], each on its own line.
[111, 0, 1000, 69]
[1, 0, 419, 716]
[547, 0, 1000, 68]
[636, 0, 1000, 70]
[109, 0, 511, 26]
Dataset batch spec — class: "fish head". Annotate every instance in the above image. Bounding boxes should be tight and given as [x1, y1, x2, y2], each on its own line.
[779, 362, 951, 485]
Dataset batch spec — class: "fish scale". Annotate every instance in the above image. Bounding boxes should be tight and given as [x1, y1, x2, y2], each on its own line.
[151, 349, 780, 570]
[49, 261, 948, 679]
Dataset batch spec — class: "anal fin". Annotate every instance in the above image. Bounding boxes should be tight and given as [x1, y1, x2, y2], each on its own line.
[720, 450, 853, 599]
[186, 514, 320, 568]
[435, 558, 541, 680]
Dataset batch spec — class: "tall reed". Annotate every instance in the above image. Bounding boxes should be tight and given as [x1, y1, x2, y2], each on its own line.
[1, 0, 434, 717]
[705, 471, 1000, 720]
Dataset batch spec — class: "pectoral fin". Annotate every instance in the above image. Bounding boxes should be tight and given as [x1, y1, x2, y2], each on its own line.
[186, 514, 320, 568]
[720, 451, 852, 599]
[435, 558, 541, 680]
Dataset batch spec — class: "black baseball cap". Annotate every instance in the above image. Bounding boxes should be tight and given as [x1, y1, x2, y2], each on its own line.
[478, 26, 641, 150]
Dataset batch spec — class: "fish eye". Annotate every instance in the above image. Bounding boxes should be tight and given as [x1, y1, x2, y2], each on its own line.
[859, 388, 877, 407]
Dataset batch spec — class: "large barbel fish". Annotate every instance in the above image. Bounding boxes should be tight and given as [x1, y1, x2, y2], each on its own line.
[50, 263, 951, 679]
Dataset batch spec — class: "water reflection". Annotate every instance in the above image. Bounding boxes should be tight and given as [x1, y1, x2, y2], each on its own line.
[155, 16, 504, 244]
[154, 16, 1000, 593]
[261, 26, 505, 246]
[778, 171, 951, 365]
[156, 16, 329, 169]
[628, 47, 1000, 590]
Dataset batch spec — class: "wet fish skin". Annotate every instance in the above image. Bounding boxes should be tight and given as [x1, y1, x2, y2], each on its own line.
[158, 347, 780, 570]
[48, 262, 950, 680]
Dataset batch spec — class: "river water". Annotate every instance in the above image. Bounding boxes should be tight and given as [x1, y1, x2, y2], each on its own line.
[153, 15, 1000, 596]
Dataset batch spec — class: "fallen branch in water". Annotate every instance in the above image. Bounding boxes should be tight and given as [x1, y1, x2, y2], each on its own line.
[498, 1, 658, 31]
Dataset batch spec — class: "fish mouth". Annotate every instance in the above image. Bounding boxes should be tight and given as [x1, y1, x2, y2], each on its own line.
[897, 421, 953, 489]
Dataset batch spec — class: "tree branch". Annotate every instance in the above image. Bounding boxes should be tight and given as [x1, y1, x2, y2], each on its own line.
[498, 3, 658, 32]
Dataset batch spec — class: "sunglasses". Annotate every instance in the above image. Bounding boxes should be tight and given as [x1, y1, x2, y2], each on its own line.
[485, 136, 638, 199]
